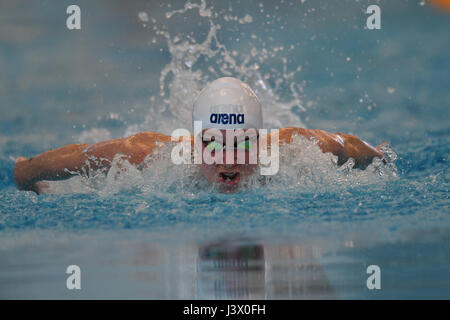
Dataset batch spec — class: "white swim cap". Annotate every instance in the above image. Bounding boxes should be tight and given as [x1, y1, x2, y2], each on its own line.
[192, 77, 263, 130]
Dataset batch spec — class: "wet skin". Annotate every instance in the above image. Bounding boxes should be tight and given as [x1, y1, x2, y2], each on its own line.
[198, 129, 259, 192]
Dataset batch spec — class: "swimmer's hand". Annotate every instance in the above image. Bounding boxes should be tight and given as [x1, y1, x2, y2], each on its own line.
[376, 142, 391, 165]
[29, 182, 50, 195]
[14, 157, 33, 192]
[376, 142, 390, 151]
[14, 157, 48, 194]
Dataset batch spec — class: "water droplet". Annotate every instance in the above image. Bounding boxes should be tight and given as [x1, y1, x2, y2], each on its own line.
[138, 11, 149, 22]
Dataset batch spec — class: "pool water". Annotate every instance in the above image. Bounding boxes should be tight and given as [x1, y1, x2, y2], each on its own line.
[0, 0, 449, 299]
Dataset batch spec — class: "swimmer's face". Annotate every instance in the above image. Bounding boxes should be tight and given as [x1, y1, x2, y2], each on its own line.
[198, 129, 258, 191]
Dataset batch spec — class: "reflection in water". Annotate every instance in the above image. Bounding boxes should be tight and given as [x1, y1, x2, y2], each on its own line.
[196, 236, 335, 299]
[0, 233, 336, 299]
[2, 231, 448, 299]
[126, 235, 336, 299]
[197, 237, 266, 299]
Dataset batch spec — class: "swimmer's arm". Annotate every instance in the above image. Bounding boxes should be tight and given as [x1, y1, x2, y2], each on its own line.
[279, 127, 384, 168]
[13, 132, 171, 194]
[333, 132, 385, 168]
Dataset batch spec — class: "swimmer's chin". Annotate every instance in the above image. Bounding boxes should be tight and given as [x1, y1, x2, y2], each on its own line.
[216, 183, 241, 194]
[212, 179, 242, 194]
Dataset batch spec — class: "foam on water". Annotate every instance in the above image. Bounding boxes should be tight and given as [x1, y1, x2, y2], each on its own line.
[122, 0, 306, 136]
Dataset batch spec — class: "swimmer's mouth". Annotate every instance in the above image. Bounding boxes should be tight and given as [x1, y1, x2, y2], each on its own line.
[219, 172, 241, 185]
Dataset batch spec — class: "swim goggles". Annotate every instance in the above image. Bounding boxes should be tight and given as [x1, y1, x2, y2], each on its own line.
[203, 136, 258, 152]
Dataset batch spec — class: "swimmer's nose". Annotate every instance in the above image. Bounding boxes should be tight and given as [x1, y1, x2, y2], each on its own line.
[220, 149, 239, 165]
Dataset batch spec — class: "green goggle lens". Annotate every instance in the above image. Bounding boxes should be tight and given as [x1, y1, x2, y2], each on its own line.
[205, 140, 254, 151]
[237, 140, 253, 151]
[206, 141, 224, 151]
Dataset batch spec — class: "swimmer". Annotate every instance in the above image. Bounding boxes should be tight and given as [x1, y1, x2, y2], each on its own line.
[13, 77, 387, 194]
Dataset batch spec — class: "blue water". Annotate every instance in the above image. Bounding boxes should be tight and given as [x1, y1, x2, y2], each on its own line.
[0, 0, 449, 299]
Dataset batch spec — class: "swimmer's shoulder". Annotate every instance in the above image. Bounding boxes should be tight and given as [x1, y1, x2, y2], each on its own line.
[274, 127, 345, 153]
[272, 127, 314, 144]
[127, 131, 172, 146]
[116, 132, 172, 164]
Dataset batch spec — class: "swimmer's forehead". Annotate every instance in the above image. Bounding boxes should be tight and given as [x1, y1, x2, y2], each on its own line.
[200, 129, 259, 142]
